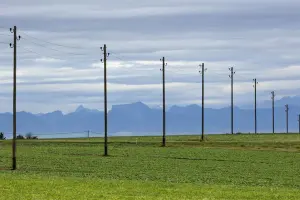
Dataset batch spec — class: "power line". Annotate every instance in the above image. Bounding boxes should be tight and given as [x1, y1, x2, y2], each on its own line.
[110, 53, 126, 61]
[21, 37, 89, 56]
[109, 53, 163, 71]
[19, 31, 84, 49]
[19, 46, 99, 64]
[0, 33, 11, 37]
[19, 46, 62, 60]
[109, 51, 128, 62]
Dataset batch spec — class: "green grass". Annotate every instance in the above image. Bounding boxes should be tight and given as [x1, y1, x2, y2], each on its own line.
[1, 134, 300, 199]
[1, 174, 300, 200]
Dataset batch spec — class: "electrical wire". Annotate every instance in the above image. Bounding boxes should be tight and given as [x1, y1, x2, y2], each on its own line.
[109, 52, 127, 61]
[110, 54, 126, 62]
[20, 31, 85, 49]
[19, 46, 62, 60]
[0, 33, 11, 37]
[19, 46, 100, 64]
[21, 37, 90, 56]
[19, 31, 117, 62]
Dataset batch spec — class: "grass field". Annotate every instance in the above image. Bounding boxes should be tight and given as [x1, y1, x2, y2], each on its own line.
[1, 134, 300, 199]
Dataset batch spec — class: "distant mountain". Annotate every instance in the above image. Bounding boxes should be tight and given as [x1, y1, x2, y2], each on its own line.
[259, 95, 300, 108]
[75, 105, 100, 113]
[0, 102, 300, 137]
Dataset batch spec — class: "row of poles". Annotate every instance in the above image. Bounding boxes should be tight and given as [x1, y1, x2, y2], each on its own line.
[6, 26, 300, 170]
[101, 45, 299, 154]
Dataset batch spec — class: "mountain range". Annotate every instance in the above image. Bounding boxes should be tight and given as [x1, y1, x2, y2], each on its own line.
[1, 96, 300, 138]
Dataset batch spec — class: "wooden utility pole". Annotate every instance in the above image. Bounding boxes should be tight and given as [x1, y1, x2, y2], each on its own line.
[199, 63, 207, 141]
[271, 91, 275, 134]
[10, 26, 20, 170]
[160, 57, 166, 147]
[285, 104, 289, 134]
[101, 44, 109, 156]
[253, 78, 258, 134]
[298, 115, 300, 134]
[228, 67, 235, 135]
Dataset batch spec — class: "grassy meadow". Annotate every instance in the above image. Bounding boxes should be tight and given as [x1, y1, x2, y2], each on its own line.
[0, 134, 300, 199]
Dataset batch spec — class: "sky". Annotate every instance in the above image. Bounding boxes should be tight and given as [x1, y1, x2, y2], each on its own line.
[1, 0, 300, 113]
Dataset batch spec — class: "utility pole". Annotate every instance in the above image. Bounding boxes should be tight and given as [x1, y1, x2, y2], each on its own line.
[285, 104, 289, 134]
[298, 114, 300, 134]
[199, 63, 207, 141]
[10, 26, 21, 170]
[160, 57, 167, 147]
[86, 130, 90, 139]
[253, 78, 258, 134]
[100, 44, 109, 156]
[271, 91, 275, 134]
[228, 67, 235, 135]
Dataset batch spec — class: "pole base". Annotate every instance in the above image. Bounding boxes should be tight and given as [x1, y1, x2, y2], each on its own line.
[12, 157, 16, 170]
[104, 146, 108, 156]
[162, 137, 166, 147]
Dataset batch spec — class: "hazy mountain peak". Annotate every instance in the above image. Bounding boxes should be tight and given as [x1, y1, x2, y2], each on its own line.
[75, 105, 86, 112]
[112, 101, 149, 110]
[75, 105, 99, 113]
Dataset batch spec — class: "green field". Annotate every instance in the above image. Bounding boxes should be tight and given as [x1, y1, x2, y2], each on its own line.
[1, 134, 300, 199]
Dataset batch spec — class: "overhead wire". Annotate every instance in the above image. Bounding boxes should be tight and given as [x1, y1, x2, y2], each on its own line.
[109, 52, 163, 71]
[19, 30, 83, 49]
[109, 51, 164, 71]
[4, 29, 160, 71]
[110, 54, 126, 62]
[109, 52, 127, 62]
[21, 37, 90, 56]
[18, 30, 95, 57]
[0, 33, 11, 37]
[15, 31, 127, 64]
[19, 46, 100, 64]
[19, 46, 62, 60]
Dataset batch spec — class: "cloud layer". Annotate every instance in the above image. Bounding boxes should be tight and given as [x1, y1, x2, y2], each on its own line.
[1, 0, 300, 113]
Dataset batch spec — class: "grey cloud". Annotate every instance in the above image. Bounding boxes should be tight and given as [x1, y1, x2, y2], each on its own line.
[1, 0, 300, 113]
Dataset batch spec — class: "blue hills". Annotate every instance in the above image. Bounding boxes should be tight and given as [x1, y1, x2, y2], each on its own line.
[1, 99, 300, 136]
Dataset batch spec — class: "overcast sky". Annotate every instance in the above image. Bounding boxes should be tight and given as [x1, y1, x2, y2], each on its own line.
[1, 0, 300, 113]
